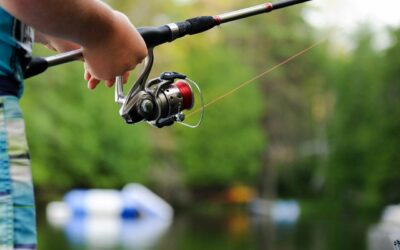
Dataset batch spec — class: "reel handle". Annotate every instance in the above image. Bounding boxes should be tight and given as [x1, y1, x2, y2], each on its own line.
[115, 76, 125, 104]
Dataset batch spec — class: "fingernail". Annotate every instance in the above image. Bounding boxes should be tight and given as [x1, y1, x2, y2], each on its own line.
[85, 72, 92, 81]
[106, 81, 113, 88]
[88, 82, 95, 90]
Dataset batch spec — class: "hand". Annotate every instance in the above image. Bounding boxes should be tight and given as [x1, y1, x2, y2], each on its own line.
[82, 11, 147, 89]
[84, 64, 130, 89]
[36, 11, 147, 90]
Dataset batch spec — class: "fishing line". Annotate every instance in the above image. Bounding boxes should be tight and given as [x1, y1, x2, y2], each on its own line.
[186, 38, 326, 118]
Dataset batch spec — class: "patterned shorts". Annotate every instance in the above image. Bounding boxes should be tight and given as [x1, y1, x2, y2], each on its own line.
[0, 96, 36, 250]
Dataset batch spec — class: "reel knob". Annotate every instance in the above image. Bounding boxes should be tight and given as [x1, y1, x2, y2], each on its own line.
[140, 99, 155, 114]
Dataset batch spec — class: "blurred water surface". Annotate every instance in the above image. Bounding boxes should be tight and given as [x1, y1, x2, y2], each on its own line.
[37, 207, 374, 250]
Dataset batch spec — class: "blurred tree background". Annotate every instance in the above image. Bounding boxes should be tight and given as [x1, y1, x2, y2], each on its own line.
[22, 0, 400, 216]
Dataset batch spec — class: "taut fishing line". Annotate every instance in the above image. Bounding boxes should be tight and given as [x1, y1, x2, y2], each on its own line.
[186, 38, 326, 119]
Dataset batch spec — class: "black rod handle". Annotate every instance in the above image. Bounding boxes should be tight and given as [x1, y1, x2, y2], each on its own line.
[24, 57, 49, 79]
[24, 49, 83, 79]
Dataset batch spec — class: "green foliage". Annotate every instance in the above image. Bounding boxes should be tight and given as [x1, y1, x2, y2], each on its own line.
[175, 45, 266, 187]
[324, 28, 400, 214]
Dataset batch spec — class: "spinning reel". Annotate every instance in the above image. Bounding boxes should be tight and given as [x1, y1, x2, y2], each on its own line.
[23, 0, 310, 128]
[115, 49, 204, 128]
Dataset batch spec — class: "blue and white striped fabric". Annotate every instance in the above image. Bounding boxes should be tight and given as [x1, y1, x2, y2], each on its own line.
[0, 8, 33, 84]
[0, 96, 36, 250]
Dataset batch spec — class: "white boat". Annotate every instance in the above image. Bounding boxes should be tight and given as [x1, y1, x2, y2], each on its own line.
[368, 204, 400, 250]
[46, 183, 173, 249]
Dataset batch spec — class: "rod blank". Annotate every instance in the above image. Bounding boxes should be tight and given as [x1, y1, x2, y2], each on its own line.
[215, 0, 311, 24]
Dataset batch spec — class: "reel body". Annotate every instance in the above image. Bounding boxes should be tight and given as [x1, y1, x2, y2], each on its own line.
[115, 49, 202, 128]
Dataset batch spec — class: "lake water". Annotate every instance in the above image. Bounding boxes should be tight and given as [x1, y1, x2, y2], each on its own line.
[36, 206, 391, 250]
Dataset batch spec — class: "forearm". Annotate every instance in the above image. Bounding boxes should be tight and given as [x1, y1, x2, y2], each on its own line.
[1, 0, 147, 81]
[0, 0, 116, 48]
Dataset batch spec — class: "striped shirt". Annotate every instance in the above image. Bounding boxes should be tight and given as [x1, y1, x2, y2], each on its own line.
[0, 8, 33, 97]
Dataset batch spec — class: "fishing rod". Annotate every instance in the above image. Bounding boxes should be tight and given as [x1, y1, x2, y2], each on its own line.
[24, 0, 311, 128]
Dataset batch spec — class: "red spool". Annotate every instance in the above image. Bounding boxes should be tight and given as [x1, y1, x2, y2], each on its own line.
[175, 80, 194, 110]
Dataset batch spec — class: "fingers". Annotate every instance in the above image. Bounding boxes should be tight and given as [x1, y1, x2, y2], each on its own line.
[84, 69, 91, 81]
[84, 66, 100, 89]
[45, 44, 57, 51]
[123, 72, 130, 84]
[105, 79, 114, 88]
[84, 65, 130, 90]
[104, 72, 130, 87]
[48, 37, 81, 52]
[88, 77, 101, 90]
